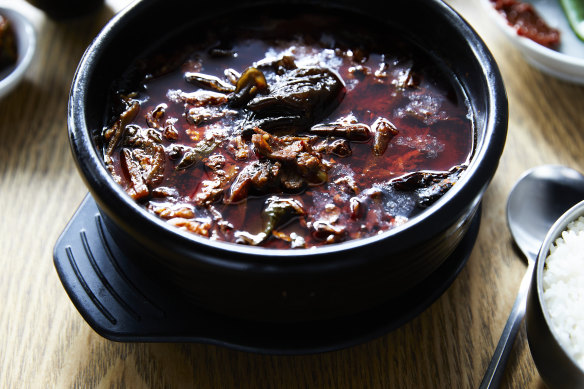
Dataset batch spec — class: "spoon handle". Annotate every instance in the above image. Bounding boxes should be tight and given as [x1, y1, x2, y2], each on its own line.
[479, 260, 536, 389]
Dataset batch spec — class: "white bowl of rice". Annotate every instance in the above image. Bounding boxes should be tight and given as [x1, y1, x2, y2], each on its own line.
[527, 200, 584, 389]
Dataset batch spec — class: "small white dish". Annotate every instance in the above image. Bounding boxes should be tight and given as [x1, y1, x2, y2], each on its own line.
[0, 6, 36, 99]
[481, 0, 584, 84]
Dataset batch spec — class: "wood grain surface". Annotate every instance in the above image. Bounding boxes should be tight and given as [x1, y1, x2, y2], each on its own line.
[1, 0, 583, 387]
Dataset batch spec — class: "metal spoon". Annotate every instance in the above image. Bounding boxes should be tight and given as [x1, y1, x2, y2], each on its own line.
[479, 165, 584, 389]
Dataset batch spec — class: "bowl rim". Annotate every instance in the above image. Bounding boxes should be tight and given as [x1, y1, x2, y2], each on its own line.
[68, 0, 508, 264]
[535, 199, 584, 374]
[0, 6, 37, 99]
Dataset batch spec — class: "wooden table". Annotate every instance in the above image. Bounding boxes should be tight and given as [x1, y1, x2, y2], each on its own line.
[1, 0, 582, 387]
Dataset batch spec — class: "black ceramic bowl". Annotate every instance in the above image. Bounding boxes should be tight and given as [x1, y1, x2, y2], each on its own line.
[68, 0, 507, 322]
[526, 200, 584, 389]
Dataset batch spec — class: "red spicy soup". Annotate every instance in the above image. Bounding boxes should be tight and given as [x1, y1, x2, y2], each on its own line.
[102, 10, 474, 249]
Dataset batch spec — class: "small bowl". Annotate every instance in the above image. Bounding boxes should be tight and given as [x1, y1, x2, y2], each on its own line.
[481, 0, 584, 84]
[526, 200, 584, 389]
[0, 6, 36, 99]
[68, 0, 507, 322]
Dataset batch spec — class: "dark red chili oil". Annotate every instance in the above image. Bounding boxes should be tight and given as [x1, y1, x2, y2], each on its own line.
[103, 10, 475, 249]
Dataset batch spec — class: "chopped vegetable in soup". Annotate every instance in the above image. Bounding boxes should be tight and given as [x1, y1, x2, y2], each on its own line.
[102, 11, 474, 249]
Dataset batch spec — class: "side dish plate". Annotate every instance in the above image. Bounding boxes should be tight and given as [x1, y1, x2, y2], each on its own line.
[0, 6, 36, 99]
[481, 0, 584, 84]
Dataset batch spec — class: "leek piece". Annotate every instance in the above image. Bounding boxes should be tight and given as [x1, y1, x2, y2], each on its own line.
[560, 0, 584, 41]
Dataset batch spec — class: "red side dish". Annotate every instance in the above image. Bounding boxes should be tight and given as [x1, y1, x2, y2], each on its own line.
[0, 13, 18, 74]
[102, 12, 474, 248]
[490, 0, 561, 48]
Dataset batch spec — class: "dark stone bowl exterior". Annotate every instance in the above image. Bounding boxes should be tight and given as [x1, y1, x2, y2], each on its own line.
[68, 0, 507, 322]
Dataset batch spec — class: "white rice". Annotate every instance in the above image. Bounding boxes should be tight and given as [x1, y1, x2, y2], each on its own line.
[543, 216, 584, 370]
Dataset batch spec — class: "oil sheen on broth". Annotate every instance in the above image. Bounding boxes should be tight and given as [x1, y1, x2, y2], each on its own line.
[102, 11, 474, 249]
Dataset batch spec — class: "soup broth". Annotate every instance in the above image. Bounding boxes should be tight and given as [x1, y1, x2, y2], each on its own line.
[102, 10, 474, 249]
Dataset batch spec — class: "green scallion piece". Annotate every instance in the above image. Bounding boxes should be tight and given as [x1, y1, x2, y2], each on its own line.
[560, 0, 584, 41]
